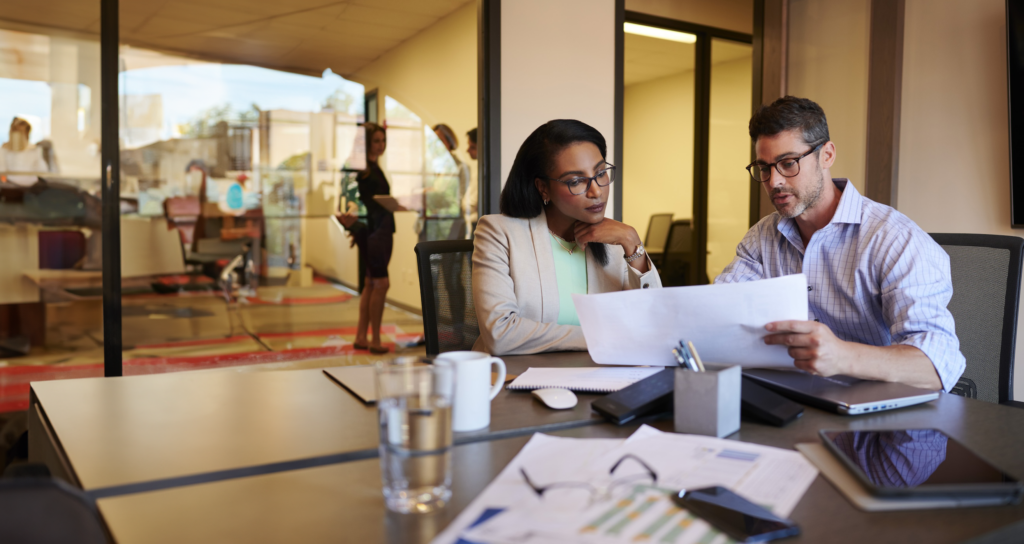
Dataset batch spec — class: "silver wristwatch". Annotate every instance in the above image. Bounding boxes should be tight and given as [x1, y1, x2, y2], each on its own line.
[624, 242, 646, 263]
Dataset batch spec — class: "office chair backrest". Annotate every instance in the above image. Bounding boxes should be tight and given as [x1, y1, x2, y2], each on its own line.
[644, 213, 674, 251]
[660, 220, 693, 286]
[0, 478, 108, 544]
[664, 219, 692, 254]
[930, 233, 1024, 404]
[414, 239, 479, 356]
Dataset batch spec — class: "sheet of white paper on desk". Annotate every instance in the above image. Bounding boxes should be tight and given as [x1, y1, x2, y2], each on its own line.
[436, 425, 818, 544]
[572, 274, 808, 367]
[458, 425, 818, 544]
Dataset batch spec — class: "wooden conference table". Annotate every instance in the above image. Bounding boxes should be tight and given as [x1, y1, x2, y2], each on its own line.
[28, 353, 1024, 543]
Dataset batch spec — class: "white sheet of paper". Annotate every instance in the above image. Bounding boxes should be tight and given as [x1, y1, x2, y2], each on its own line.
[572, 274, 809, 368]
[446, 425, 818, 544]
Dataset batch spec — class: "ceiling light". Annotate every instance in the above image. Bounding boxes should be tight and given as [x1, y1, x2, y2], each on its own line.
[624, 23, 697, 43]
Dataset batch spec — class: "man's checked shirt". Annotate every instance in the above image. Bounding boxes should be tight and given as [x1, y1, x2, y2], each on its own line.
[716, 179, 965, 392]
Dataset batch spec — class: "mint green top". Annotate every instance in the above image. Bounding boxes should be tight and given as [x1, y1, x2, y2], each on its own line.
[549, 233, 588, 326]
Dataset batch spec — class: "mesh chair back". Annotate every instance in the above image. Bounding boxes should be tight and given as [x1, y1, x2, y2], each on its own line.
[415, 240, 479, 356]
[644, 213, 674, 250]
[930, 234, 1024, 403]
[0, 478, 108, 544]
[660, 220, 693, 286]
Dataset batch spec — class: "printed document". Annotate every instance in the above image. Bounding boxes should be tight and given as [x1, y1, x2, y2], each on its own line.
[572, 274, 808, 367]
[432, 425, 818, 544]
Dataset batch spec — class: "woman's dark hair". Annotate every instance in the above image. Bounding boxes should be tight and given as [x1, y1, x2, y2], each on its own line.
[500, 119, 609, 265]
[749, 96, 830, 147]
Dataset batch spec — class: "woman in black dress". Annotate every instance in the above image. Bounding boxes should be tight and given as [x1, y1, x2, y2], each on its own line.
[350, 122, 394, 354]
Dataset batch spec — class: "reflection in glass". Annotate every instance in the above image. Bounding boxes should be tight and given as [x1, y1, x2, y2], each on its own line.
[829, 430, 948, 487]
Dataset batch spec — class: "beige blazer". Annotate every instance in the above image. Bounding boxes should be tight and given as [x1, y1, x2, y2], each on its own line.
[472, 210, 662, 355]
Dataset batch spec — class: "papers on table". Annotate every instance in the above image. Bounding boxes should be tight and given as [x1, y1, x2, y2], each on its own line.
[432, 425, 818, 544]
[572, 274, 809, 368]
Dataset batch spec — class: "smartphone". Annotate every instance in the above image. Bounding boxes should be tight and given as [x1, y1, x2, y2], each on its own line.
[672, 486, 800, 543]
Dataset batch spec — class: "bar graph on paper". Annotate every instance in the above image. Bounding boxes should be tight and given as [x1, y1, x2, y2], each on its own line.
[577, 485, 735, 544]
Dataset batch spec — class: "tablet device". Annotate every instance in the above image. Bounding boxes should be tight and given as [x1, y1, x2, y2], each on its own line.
[819, 429, 1023, 504]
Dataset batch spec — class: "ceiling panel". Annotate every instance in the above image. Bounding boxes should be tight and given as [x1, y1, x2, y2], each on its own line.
[1, 0, 474, 77]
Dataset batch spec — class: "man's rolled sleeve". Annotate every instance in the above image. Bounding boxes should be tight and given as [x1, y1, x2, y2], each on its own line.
[881, 232, 966, 393]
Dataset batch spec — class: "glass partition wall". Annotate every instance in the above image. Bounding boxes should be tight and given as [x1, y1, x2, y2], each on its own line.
[0, 0, 478, 412]
[622, 15, 753, 286]
[0, 16, 105, 411]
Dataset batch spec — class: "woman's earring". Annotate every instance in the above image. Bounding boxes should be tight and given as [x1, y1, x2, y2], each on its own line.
[543, 198, 550, 205]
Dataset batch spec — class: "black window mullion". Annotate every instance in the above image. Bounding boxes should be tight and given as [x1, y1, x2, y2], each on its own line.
[100, 0, 122, 377]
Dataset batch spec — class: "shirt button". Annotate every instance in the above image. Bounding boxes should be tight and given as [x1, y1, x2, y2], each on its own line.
[642, 284, 649, 289]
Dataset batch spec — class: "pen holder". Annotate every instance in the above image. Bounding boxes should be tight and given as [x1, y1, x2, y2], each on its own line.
[674, 364, 741, 437]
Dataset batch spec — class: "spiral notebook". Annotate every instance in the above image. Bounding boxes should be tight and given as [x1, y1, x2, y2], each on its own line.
[505, 367, 663, 393]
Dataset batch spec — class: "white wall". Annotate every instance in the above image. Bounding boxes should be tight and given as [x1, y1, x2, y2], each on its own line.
[500, 0, 617, 214]
[898, 0, 1024, 400]
[787, 0, 870, 193]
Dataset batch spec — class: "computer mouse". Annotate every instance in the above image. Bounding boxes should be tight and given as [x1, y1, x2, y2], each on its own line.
[531, 388, 578, 410]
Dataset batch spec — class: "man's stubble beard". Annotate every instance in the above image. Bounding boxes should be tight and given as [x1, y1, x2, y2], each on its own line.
[774, 165, 825, 219]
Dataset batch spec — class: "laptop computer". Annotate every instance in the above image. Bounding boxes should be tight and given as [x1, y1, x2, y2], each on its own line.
[742, 369, 940, 415]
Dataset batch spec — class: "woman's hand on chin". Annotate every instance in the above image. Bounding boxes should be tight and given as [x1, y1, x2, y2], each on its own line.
[573, 218, 641, 254]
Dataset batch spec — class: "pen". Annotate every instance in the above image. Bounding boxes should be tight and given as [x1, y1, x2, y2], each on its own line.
[687, 341, 706, 372]
[671, 348, 689, 368]
[676, 342, 700, 372]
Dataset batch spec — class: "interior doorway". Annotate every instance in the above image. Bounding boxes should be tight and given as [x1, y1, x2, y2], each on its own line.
[622, 14, 753, 285]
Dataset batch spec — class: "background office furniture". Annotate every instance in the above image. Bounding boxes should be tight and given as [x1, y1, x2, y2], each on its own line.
[0, 478, 108, 544]
[644, 213, 673, 268]
[660, 219, 694, 287]
[414, 239, 478, 355]
[930, 233, 1024, 408]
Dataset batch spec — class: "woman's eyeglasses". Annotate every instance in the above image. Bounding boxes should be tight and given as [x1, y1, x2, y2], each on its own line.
[543, 165, 617, 196]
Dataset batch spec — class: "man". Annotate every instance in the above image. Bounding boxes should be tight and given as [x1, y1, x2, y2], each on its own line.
[464, 127, 479, 235]
[716, 96, 964, 392]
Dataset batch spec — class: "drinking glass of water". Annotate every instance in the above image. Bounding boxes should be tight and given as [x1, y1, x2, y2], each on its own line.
[375, 357, 455, 514]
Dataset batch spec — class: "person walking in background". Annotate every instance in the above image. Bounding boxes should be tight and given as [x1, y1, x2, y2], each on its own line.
[340, 122, 394, 355]
[433, 123, 470, 241]
[465, 127, 479, 236]
[0, 118, 50, 179]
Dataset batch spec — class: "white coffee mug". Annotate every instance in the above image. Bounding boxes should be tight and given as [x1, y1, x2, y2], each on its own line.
[434, 351, 506, 432]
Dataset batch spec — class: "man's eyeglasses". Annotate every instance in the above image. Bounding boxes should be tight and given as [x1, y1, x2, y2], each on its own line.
[745, 142, 824, 183]
[542, 164, 617, 196]
[520, 453, 658, 506]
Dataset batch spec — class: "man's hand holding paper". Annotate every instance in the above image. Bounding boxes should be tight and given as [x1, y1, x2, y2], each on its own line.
[572, 274, 808, 368]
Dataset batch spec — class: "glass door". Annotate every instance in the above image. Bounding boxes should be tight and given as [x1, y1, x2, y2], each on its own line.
[706, 38, 753, 282]
[622, 23, 697, 287]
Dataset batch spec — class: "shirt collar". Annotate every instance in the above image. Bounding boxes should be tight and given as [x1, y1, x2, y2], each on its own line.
[829, 178, 863, 225]
[776, 178, 862, 250]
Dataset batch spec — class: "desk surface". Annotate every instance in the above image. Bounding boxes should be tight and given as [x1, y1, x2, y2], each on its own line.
[97, 395, 1024, 544]
[30, 352, 604, 492]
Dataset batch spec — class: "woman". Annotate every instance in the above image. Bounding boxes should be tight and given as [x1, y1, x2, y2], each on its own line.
[342, 122, 393, 354]
[473, 119, 661, 355]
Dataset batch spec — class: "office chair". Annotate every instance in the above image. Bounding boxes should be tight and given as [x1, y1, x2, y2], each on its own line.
[660, 220, 693, 287]
[414, 239, 479, 356]
[930, 233, 1024, 408]
[0, 478, 109, 544]
[644, 213, 673, 268]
